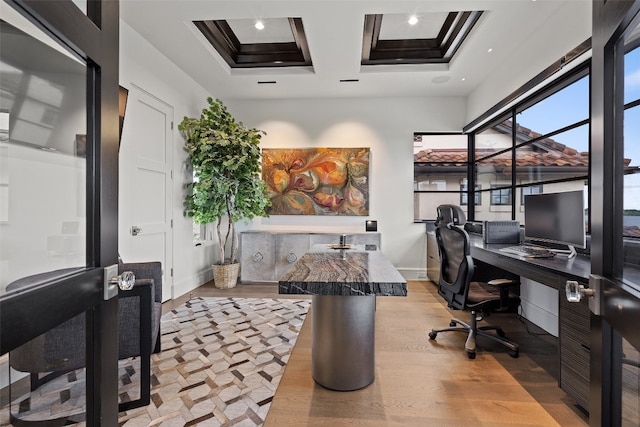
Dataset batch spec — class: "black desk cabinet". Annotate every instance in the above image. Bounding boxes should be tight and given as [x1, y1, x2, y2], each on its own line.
[467, 234, 591, 413]
[559, 289, 591, 412]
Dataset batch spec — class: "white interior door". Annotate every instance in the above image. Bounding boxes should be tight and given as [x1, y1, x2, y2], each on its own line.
[119, 85, 173, 301]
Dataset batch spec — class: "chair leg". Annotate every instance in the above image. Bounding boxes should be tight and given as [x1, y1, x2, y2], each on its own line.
[428, 317, 470, 338]
[429, 311, 519, 359]
[476, 329, 519, 355]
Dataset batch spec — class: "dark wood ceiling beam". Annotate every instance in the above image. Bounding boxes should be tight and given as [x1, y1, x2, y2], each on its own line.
[194, 20, 240, 66]
[195, 17, 311, 68]
[239, 42, 301, 54]
[236, 51, 306, 65]
[375, 39, 441, 50]
[441, 11, 483, 59]
[289, 18, 312, 64]
[361, 14, 382, 62]
[361, 10, 483, 66]
[436, 12, 458, 45]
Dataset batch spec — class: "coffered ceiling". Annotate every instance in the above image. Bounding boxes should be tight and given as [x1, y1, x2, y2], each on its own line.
[120, 0, 591, 100]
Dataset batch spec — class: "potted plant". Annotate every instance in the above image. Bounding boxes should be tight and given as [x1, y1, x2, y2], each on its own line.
[179, 97, 270, 288]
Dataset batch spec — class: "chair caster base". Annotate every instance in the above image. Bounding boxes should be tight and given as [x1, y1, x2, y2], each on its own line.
[467, 350, 476, 359]
[428, 331, 437, 340]
[509, 350, 519, 358]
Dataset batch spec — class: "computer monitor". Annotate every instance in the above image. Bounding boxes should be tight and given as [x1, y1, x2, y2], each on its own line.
[524, 190, 586, 258]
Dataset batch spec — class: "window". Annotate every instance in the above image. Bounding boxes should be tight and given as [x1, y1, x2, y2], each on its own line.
[460, 184, 481, 206]
[471, 67, 590, 224]
[521, 185, 543, 204]
[490, 186, 511, 205]
[413, 133, 469, 221]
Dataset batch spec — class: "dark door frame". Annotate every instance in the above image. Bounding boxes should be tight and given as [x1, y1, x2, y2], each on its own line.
[590, 0, 640, 426]
[0, 0, 120, 424]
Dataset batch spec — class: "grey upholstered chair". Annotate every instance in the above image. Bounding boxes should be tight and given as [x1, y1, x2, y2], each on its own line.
[7, 261, 162, 418]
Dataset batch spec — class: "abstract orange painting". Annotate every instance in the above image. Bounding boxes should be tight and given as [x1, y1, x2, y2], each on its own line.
[262, 147, 370, 216]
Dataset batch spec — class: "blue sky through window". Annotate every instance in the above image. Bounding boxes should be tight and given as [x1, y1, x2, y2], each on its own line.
[625, 46, 640, 210]
[511, 48, 640, 210]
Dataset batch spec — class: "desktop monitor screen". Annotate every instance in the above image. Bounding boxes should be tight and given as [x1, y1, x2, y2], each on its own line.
[524, 190, 586, 249]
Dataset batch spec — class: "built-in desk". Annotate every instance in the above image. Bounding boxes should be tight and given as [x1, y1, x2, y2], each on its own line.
[467, 234, 591, 412]
[468, 234, 591, 286]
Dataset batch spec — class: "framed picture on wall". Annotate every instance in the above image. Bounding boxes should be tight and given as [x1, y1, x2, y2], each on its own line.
[262, 147, 370, 216]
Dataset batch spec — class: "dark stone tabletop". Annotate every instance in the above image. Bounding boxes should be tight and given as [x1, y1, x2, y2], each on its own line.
[278, 245, 407, 296]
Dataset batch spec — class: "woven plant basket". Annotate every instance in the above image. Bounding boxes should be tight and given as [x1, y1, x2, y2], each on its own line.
[212, 263, 240, 289]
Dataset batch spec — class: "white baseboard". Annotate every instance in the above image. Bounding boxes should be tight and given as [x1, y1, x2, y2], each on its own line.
[397, 267, 427, 280]
[173, 268, 212, 300]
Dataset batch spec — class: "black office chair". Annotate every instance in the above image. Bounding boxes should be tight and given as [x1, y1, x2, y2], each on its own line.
[428, 204, 520, 359]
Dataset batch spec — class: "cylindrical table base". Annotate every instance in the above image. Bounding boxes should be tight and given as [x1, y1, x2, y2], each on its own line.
[311, 295, 376, 391]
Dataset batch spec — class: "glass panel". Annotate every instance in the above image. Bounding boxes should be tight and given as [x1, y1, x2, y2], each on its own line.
[0, 12, 87, 295]
[461, 184, 481, 206]
[624, 22, 640, 287]
[515, 124, 590, 184]
[414, 192, 466, 221]
[624, 38, 640, 105]
[414, 133, 469, 221]
[516, 75, 589, 137]
[473, 189, 512, 222]
[475, 153, 513, 191]
[475, 118, 513, 161]
[414, 164, 466, 191]
[623, 105, 640, 241]
[621, 338, 640, 427]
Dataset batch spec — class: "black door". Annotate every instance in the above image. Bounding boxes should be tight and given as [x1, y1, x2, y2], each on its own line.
[0, 0, 120, 424]
[590, 1, 640, 425]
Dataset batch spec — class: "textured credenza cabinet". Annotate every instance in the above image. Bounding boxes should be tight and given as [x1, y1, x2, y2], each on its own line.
[240, 231, 381, 283]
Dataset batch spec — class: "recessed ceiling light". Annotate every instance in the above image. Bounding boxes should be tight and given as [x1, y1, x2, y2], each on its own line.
[487, 48, 493, 53]
[408, 15, 419, 26]
[255, 20, 265, 30]
[461, 77, 466, 81]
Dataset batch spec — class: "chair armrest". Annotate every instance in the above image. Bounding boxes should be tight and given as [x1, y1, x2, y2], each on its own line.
[119, 261, 162, 303]
[486, 278, 518, 287]
[118, 279, 153, 360]
[119, 278, 155, 301]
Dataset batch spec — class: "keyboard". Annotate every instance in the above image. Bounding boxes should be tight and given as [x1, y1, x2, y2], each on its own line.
[499, 245, 555, 258]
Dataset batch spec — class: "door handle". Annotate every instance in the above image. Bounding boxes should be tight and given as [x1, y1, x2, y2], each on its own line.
[566, 275, 602, 316]
[131, 225, 142, 236]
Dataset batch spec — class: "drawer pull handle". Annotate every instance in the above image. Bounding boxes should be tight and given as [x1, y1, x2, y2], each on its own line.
[287, 253, 297, 263]
[253, 252, 263, 263]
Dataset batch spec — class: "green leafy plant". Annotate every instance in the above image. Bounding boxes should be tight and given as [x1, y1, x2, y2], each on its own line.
[179, 97, 270, 265]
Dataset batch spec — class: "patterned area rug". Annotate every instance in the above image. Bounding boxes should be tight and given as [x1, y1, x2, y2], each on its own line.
[2, 297, 310, 427]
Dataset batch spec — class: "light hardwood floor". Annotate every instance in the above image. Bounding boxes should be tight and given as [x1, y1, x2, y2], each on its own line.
[164, 280, 589, 426]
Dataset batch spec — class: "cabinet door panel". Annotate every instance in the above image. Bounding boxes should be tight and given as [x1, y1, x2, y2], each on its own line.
[240, 233, 276, 282]
[275, 234, 310, 280]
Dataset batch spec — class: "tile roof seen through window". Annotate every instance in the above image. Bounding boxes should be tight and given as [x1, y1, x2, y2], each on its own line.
[414, 120, 631, 168]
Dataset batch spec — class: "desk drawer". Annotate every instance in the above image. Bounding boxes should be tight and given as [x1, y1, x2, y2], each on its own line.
[559, 292, 590, 412]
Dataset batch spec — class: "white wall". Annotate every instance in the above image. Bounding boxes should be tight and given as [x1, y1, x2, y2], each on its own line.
[224, 96, 466, 279]
[466, 1, 592, 125]
[120, 21, 219, 298]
